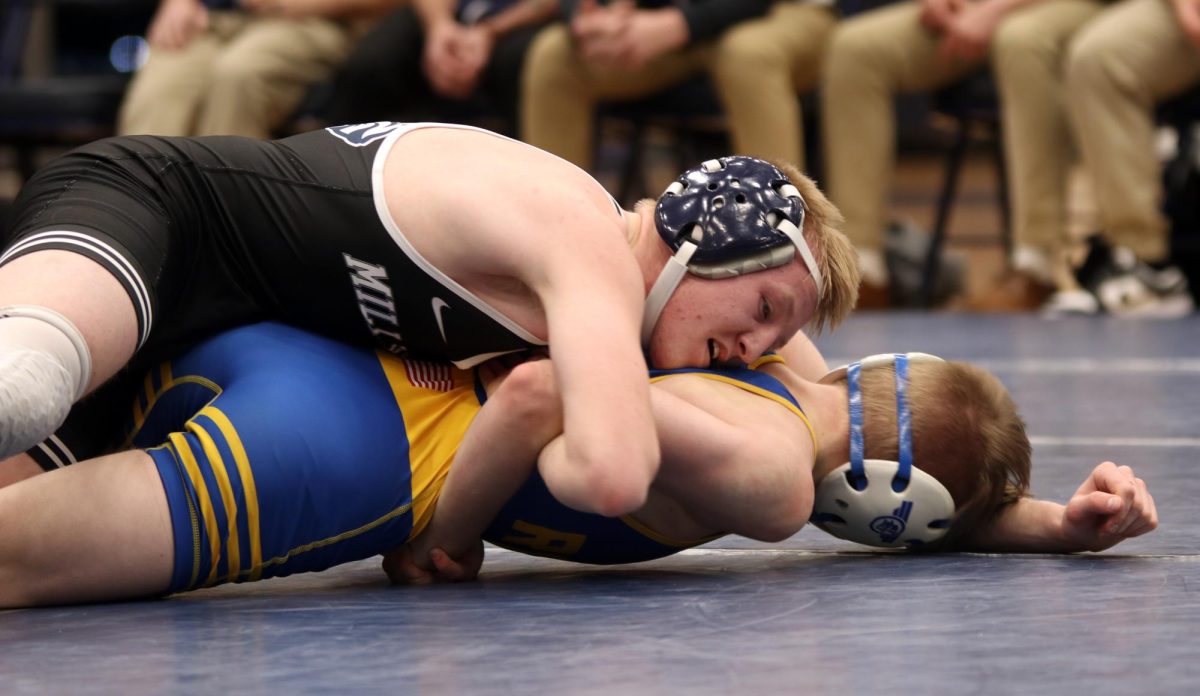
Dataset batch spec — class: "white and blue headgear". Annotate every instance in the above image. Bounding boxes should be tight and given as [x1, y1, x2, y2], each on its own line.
[641, 156, 824, 347]
[810, 353, 956, 549]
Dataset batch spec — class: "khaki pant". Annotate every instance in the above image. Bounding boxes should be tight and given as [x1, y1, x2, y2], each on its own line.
[119, 12, 353, 138]
[1066, 0, 1200, 261]
[822, 0, 1102, 261]
[712, 2, 838, 167]
[520, 2, 836, 171]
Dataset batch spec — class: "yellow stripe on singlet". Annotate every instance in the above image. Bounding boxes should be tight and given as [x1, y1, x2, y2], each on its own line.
[168, 431, 220, 590]
[199, 406, 263, 582]
[618, 513, 722, 548]
[186, 413, 242, 586]
[123, 367, 222, 450]
[376, 356, 483, 539]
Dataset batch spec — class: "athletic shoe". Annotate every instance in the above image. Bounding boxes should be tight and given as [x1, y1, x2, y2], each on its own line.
[1071, 235, 1195, 318]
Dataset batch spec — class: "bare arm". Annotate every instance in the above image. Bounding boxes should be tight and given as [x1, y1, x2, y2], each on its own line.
[963, 462, 1158, 553]
[385, 131, 660, 518]
[639, 378, 816, 541]
[385, 360, 563, 583]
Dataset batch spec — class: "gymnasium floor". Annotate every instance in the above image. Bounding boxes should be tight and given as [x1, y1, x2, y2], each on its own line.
[0, 311, 1195, 695]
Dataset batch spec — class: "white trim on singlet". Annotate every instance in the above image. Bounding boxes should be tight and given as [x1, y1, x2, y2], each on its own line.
[35, 433, 77, 469]
[0, 230, 154, 348]
[369, 122, 623, 350]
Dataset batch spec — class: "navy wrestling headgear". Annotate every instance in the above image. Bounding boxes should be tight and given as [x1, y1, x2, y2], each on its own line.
[641, 156, 824, 346]
[810, 353, 956, 549]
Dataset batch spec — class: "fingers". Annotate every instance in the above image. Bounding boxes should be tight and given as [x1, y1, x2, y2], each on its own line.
[1072, 462, 1158, 541]
[381, 547, 434, 585]
[429, 549, 468, 581]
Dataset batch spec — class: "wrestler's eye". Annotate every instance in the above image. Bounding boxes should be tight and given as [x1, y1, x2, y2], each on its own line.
[761, 296, 772, 321]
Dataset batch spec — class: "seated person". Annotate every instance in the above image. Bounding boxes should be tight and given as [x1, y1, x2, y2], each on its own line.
[0, 322, 1155, 607]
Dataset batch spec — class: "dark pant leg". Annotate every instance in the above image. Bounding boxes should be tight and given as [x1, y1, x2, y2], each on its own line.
[481, 22, 552, 129]
[325, 7, 430, 124]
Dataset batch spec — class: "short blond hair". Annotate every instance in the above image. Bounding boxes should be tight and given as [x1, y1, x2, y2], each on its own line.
[769, 160, 859, 334]
[831, 360, 1031, 549]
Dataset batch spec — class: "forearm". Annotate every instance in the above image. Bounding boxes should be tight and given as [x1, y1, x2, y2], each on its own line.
[414, 364, 560, 559]
[479, 0, 559, 38]
[961, 497, 1074, 553]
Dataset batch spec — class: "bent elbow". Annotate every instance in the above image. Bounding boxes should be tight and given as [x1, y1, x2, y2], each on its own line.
[563, 444, 659, 517]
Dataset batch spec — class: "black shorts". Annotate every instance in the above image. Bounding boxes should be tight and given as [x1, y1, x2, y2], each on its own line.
[3, 131, 391, 355]
[3, 131, 390, 466]
[3, 124, 550, 468]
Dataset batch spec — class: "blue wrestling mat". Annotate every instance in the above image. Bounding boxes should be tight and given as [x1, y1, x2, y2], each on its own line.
[1, 313, 1197, 695]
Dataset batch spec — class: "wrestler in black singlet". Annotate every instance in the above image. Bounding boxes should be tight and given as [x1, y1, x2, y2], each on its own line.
[2, 122, 565, 468]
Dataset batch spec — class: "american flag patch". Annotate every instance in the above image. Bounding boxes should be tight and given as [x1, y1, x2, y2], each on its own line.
[404, 360, 455, 391]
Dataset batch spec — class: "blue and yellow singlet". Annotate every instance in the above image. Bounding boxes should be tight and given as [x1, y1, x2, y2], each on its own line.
[132, 323, 809, 593]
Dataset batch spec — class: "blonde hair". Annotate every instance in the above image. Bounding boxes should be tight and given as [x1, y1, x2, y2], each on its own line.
[640, 161, 860, 335]
[770, 160, 859, 335]
[831, 360, 1031, 549]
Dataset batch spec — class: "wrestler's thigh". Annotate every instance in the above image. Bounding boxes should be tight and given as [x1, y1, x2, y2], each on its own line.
[0, 251, 138, 394]
[0, 450, 172, 608]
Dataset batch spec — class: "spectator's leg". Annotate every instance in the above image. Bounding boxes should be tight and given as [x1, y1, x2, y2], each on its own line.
[325, 8, 428, 126]
[1066, 0, 1200, 262]
[821, 2, 974, 291]
[116, 12, 241, 136]
[711, 2, 837, 169]
[991, 0, 1103, 285]
[195, 16, 354, 138]
[521, 24, 712, 170]
[482, 22, 553, 134]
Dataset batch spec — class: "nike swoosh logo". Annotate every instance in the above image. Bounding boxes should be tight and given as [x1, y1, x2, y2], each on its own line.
[431, 297, 451, 344]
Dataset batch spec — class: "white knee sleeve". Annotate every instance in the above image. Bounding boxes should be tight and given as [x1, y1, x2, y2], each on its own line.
[0, 307, 93, 459]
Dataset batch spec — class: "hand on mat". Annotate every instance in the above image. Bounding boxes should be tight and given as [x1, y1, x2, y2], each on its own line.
[382, 540, 485, 584]
[1060, 461, 1158, 552]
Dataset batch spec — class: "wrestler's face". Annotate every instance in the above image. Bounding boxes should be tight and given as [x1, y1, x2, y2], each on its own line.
[646, 260, 819, 369]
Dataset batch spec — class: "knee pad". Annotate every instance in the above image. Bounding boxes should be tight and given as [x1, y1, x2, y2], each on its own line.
[0, 306, 93, 459]
[0, 306, 92, 399]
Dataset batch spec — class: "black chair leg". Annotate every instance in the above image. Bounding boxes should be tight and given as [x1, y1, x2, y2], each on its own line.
[991, 125, 1012, 261]
[16, 145, 36, 183]
[920, 119, 970, 307]
[617, 123, 647, 205]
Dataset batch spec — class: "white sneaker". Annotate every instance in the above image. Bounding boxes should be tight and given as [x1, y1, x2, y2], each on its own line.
[1074, 236, 1196, 319]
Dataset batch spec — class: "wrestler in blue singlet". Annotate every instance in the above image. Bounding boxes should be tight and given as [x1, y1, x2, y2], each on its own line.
[132, 323, 808, 594]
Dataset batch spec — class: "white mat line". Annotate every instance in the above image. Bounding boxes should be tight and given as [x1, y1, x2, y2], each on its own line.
[487, 547, 1200, 560]
[1030, 436, 1200, 448]
[826, 358, 1200, 374]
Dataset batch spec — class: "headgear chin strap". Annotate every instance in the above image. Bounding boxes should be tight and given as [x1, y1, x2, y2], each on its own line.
[641, 156, 823, 347]
[810, 353, 956, 548]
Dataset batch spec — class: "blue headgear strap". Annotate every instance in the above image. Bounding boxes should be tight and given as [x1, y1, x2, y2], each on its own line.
[846, 361, 867, 491]
[894, 354, 914, 492]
